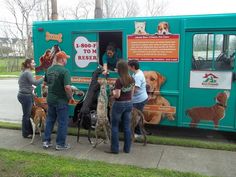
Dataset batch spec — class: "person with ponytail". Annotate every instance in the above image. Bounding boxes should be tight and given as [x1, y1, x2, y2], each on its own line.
[17, 58, 43, 138]
[107, 59, 135, 154]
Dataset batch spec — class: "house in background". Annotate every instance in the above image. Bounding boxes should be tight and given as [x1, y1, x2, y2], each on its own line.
[0, 37, 24, 57]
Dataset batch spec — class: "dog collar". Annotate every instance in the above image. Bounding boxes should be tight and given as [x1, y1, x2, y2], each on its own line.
[217, 103, 227, 108]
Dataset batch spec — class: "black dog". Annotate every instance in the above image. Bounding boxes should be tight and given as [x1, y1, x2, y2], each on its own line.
[73, 66, 104, 143]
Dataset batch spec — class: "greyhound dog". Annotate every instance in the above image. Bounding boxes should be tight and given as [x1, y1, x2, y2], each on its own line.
[93, 79, 111, 148]
[131, 108, 147, 146]
[73, 66, 104, 143]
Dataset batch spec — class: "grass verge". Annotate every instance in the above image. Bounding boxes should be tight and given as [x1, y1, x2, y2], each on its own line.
[1, 121, 236, 152]
[0, 148, 208, 177]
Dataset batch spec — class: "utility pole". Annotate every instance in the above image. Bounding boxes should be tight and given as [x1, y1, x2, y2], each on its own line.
[51, 0, 58, 20]
[47, 0, 50, 20]
[94, 0, 103, 18]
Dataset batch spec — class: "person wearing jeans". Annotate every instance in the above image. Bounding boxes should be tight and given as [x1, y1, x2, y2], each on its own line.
[128, 60, 148, 137]
[111, 101, 133, 153]
[43, 51, 74, 150]
[17, 58, 43, 138]
[44, 103, 69, 147]
[108, 60, 135, 154]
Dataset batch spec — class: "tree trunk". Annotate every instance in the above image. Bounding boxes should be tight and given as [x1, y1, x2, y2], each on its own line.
[95, 0, 102, 18]
[51, 0, 58, 20]
[47, 0, 50, 20]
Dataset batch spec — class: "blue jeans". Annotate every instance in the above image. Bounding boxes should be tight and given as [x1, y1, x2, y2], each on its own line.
[133, 98, 148, 111]
[17, 93, 33, 137]
[111, 101, 133, 153]
[44, 103, 69, 146]
[133, 98, 148, 134]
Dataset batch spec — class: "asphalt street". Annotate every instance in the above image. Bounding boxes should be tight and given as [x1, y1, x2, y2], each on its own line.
[0, 78, 21, 123]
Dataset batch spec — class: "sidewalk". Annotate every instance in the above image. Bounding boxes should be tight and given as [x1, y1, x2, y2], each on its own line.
[0, 128, 236, 177]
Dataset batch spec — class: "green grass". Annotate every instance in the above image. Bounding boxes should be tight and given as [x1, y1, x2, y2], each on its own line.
[1, 121, 236, 152]
[0, 148, 208, 177]
[0, 57, 24, 75]
[0, 71, 20, 77]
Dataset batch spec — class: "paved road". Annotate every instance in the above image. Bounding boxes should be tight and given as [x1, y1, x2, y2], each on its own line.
[0, 78, 21, 123]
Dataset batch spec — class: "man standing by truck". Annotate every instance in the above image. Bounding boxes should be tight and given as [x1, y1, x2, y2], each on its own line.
[43, 51, 74, 150]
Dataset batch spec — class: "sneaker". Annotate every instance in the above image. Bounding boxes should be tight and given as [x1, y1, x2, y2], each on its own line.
[134, 134, 143, 139]
[43, 141, 53, 149]
[24, 134, 33, 139]
[55, 144, 71, 151]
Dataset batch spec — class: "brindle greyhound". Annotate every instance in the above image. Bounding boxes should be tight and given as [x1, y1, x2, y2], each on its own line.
[93, 79, 111, 148]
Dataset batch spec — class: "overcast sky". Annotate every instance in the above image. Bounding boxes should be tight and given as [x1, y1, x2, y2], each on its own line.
[57, 0, 236, 16]
[158, 0, 236, 15]
[0, 0, 235, 37]
[0, 0, 236, 21]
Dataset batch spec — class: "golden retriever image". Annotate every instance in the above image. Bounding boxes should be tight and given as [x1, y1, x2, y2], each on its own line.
[133, 21, 149, 35]
[156, 21, 171, 35]
[143, 71, 175, 124]
[186, 91, 230, 128]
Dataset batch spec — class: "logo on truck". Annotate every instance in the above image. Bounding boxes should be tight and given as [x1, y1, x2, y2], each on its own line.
[74, 36, 97, 68]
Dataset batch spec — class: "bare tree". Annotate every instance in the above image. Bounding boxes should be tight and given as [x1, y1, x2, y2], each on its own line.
[60, 0, 94, 20]
[51, 0, 58, 20]
[103, 0, 139, 18]
[5, 0, 43, 58]
[34, 0, 49, 21]
[120, 0, 139, 18]
[0, 26, 25, 71]
[103, 0, 119, 18]
[59, 8, 68, 20]
[145, 0, 168, 16]
[73, 1, 94, 19]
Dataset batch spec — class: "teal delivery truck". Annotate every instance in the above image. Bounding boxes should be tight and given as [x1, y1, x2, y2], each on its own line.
[33, 13, 236, 132]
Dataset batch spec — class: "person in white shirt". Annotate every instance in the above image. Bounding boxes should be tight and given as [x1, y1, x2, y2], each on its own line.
[128, 60, 148, 136]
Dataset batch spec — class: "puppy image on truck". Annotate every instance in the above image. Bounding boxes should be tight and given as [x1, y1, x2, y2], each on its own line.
[186, 91, 230, 128]
[133, 21, 148, 35]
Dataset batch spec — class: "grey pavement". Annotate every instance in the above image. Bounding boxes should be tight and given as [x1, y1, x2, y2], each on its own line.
[0, 78, 21, 123]
[0, 129, 236, 177]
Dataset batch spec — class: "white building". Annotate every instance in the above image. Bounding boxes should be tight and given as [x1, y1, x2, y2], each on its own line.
[0, 37, 25, 57]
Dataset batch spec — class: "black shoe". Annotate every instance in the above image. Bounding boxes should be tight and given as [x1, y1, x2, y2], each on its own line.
[123, 150, 130, 153]
[104, 150, 119, 154]
[146, 131, 152, 135]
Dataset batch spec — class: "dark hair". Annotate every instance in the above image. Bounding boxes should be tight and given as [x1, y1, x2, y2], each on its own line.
[21, 58, 33, 71]
[128, 59, 139, 70]
[45, 49, 51, 54]
[43, 49, 51, 58]
[116, 60, 134, 87]
[106, 45, 115, 52]
[108, 42, 116, 48]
